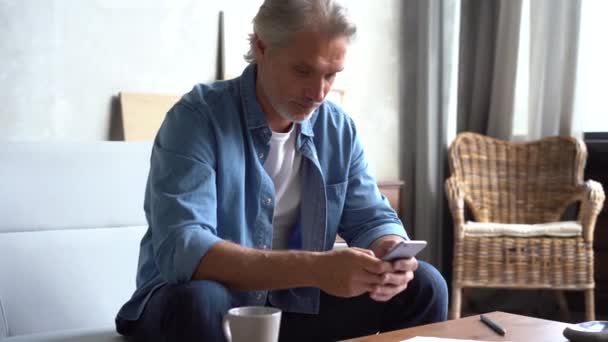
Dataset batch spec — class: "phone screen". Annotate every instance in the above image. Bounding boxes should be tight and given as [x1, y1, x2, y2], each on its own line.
[382, 240, 427, 261]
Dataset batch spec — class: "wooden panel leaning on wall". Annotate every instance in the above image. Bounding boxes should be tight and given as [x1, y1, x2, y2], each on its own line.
[120, 92, 180, 141]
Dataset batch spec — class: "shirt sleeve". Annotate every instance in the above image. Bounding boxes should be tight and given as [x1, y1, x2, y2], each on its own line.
[337, 119, 409, 249]
[146, 99, 222, 284]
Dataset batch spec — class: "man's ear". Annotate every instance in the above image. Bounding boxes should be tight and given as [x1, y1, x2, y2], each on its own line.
[254, 34, 268, 58]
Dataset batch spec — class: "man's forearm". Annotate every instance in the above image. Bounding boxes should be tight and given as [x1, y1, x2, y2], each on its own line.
[192, 240, 323, 291]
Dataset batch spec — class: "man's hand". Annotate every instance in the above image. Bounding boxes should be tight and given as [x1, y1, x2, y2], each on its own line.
[367, 236, 418, 302]
[368, 235, 406, 259]
[313, 247, 392, 298]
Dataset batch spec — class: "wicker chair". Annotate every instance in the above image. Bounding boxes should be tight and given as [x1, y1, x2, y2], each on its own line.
[445, 132, 605, 320]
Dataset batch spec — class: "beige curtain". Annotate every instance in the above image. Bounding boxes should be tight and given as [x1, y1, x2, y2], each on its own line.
[457, 0, 582, 141]
[526, 0, 582, 140]
[457, 0, 522, 139]
[399, 0, 460, 272]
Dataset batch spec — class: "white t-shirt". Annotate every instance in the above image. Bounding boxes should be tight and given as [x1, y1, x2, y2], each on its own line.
[263, 124, 302, 250]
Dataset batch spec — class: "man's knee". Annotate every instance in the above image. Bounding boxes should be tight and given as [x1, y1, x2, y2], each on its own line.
[413, 261, 448, 318]
[157, 280, 233, 341]
[122, 280, 233, 341]
[167, 280, 233, 319]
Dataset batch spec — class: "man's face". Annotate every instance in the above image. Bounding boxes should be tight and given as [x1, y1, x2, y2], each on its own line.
[255, 31, 348, 128]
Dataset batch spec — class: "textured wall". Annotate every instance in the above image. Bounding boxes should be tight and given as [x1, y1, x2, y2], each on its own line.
[0, 0, 402, 180]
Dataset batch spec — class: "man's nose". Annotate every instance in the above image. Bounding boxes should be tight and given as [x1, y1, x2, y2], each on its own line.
[305, 78, 325, 103]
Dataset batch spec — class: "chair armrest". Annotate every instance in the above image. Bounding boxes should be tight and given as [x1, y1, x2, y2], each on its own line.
[577, 180, 605, 242]
[445, 177, 466, 239]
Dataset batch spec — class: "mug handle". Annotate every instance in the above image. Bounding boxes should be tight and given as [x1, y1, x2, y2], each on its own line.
[222, 314, 232, 342]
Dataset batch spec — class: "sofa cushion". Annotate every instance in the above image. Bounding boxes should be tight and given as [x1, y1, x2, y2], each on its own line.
[0, 226, 145, 338]
[0, 142, 151, 233]
[0, 141, 153, 339]
[2, 327, 123, 341]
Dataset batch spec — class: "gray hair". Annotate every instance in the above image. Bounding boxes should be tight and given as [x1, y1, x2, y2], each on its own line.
[244, 0, 357, 63]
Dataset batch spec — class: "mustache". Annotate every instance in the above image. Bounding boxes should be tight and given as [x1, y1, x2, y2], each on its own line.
[295, 100, 323, 108]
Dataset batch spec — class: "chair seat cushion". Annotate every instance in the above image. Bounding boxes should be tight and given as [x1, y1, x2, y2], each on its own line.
[463, 220, 582, 237]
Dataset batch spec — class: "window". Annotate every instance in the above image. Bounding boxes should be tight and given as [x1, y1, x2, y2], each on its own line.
[512, 0, 608, 137]
[575, 0, 608, 133]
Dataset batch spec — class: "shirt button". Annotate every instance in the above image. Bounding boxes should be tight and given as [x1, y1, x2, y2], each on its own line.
[264, 197, 272, 205]
[262, 244, 269, 249]
[258, 153, 264, 159]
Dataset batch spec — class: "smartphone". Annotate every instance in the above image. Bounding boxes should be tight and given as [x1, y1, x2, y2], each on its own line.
[382, 240, 427, 261]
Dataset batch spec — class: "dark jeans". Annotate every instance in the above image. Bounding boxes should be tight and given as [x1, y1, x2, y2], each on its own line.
[116, 261, 448, 342]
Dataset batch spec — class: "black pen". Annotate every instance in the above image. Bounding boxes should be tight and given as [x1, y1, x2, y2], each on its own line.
[480, 314, 507, 336]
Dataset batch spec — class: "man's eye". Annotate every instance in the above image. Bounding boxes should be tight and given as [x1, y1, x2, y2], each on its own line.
[295, 68, 311, 77]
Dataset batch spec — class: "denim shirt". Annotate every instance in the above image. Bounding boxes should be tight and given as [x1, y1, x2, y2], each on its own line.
[117, 64, 407, 321]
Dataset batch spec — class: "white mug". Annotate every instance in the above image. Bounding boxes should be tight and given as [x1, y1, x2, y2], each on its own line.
[222, 306, 282, 342]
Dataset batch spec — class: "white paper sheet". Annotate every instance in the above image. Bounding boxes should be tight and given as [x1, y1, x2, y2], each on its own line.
[401, 337, 496, 342]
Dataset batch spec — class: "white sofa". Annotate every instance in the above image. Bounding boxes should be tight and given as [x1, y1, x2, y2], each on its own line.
[0, 142, 153, 341]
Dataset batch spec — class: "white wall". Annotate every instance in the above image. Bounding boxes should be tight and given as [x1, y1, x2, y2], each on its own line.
[0, 0, 402, 180]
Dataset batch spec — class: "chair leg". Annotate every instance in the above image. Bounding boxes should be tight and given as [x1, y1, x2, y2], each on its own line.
[554, 290, 570, 322]
[585, 289, 595, 321]
[449, 285, 462, 319]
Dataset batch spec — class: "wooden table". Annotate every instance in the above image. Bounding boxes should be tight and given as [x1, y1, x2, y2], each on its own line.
[342, 311, 572, 342]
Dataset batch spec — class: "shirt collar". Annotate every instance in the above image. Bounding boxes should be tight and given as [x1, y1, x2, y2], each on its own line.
[240, 64, 269, 130]
[299, 117, 314, 137]
[239, 63, 315, 138]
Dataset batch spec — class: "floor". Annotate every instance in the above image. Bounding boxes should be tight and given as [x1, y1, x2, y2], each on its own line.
[459, 288, 607, 323]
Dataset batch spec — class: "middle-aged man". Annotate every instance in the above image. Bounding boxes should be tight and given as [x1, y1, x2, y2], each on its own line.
[115, 0, 448, 341]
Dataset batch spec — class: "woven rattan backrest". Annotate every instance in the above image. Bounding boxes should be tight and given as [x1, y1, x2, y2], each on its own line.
[448, 132, 587, 223]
